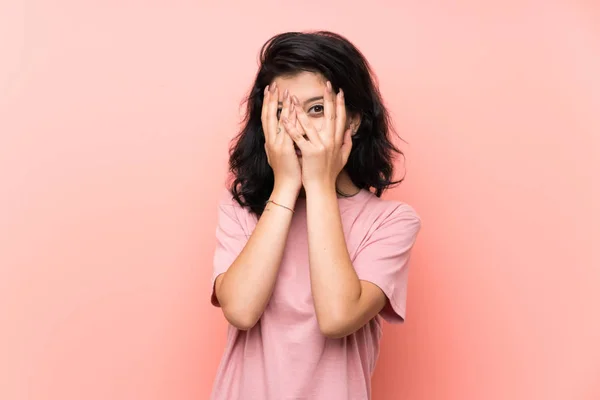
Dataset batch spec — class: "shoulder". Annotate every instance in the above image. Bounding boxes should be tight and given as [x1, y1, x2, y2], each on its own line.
[216, 189, 256, 225]
[361, 191, 421, 235]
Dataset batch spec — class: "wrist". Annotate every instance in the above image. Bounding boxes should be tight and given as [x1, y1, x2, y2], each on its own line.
[303, 179, 337, 197]
[273, 176, 302, 193]
[271, 181, 300, 209]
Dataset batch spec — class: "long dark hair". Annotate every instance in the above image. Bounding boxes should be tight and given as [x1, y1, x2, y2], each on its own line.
[228, 31, 404, 216]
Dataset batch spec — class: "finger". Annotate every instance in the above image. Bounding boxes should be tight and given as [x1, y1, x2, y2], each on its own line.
[341, 127, 353, 164]
[280, 89, 291, 120]
[334, 89, 347, 145]
[276, 89, 291, 143]
[261, 85, 270, 142]
[292, 95, 321, 145]
[288, 104, 303, 135]
[323, 81, 336, 136]
[281, 103, 300, 146]
[267, 83, 279, 143]
[264, 143, 271, 165]
[282, 115, 310, 151]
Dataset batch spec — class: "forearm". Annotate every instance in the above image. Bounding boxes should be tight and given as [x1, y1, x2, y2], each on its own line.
[305, 183, 363, 333]
[216, 184, 298, 329]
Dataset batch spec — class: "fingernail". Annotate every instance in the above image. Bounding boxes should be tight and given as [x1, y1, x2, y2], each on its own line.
[283, 88, 289, 99]
[326, 81, 332, 92]
[264, 85, 269, 95]
[292, 95, 300, 105]
[272, 82, 277, 91]
[339, 88, 344, 99]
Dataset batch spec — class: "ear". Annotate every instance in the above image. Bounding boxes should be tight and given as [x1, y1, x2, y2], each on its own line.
[347, 114, 361, 136]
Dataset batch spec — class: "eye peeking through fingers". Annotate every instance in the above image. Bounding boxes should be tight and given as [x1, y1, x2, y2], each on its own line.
[308, 104, 324, 116]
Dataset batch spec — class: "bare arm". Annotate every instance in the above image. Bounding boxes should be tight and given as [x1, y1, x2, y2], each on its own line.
[305, 184, 387, 339]
[214, 184, 298, 330]
[282, 83, 387, 338]
[214, 83, 302, 330]
[282, 82, 418, 338]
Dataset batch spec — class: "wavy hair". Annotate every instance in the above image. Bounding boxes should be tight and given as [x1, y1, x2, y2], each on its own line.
[228, 31, 404, 216]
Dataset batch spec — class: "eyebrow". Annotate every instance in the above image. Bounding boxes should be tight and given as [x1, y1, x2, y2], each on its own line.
[278, 96, 324, 106]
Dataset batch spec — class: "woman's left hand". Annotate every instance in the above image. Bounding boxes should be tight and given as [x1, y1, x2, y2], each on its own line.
[281, 81, 353, 191]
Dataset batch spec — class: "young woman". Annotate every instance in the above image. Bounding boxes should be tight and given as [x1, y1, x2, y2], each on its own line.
[210, 31, 421, 400]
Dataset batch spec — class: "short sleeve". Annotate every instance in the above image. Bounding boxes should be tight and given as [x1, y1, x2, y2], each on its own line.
[210, 194, 250, 307]
[353, 204, 421, 324]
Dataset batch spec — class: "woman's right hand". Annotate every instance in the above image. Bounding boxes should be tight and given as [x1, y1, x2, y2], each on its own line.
[262, 83, 302, 193]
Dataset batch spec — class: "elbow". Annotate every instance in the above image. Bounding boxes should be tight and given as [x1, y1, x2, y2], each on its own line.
[318, 315, 355, 339]
[214, 279, 261, 330]
[222, 305, 261, 331]
[320, 328, 349, 340]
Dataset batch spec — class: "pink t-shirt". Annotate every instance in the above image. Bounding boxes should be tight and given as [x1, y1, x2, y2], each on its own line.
[210, 189, 421, 400]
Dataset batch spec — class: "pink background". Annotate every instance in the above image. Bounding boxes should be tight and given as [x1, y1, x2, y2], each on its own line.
[1, 1, 599, 399]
